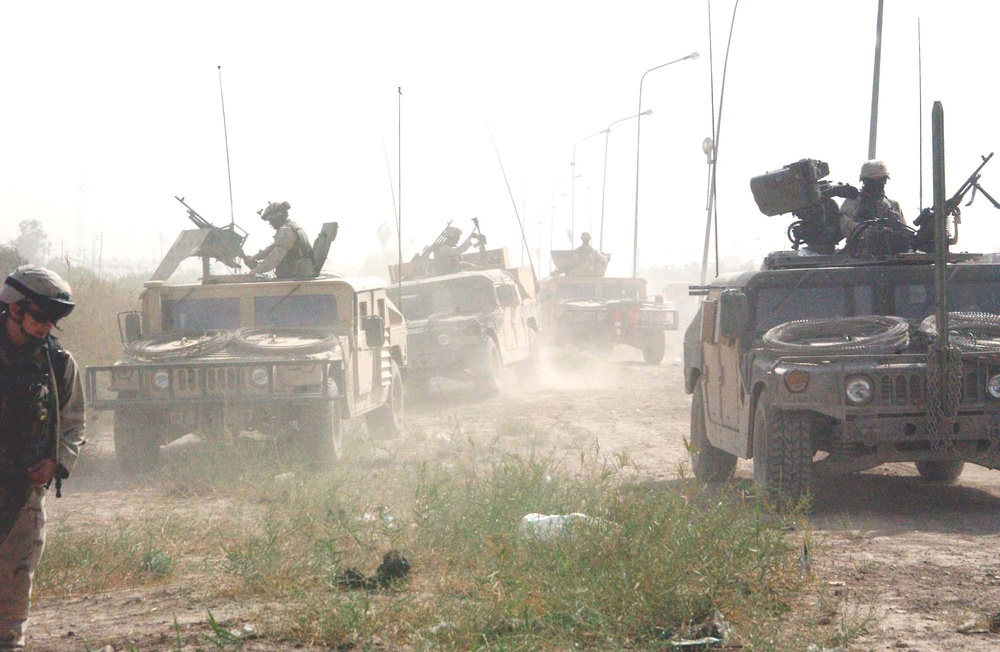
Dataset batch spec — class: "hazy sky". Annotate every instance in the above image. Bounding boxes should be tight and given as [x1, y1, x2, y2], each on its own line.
[2, 1, 998, 279]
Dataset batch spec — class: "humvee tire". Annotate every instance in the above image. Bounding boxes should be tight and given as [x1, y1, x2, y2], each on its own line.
[915, 460, 964, 484]
[642, 332, 666, 365]
[689, 383, 737, 482]
[113, 403, 160, 473]
[475, 337, 503, 395]
[304, 399, 344, 463]
[366, 360, 404, 438]
[752, 400, 813, 503]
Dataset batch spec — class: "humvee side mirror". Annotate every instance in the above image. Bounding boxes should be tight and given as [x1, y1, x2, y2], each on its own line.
[119, 311, 142, 344]
[718, 291, 749, 337]
[363, 315, 385, 348]
[496, 285, 517, 307]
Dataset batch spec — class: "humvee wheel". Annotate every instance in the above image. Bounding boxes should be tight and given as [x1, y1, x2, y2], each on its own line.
[752, 401, 813, 504]
[305, 399, 344, 464]
[641, 332, 666, 365]
[113, 406, 160, 473]
[915, 460, 965, 484]
[475, 337, 503, 395]
[366, 360, 404, 438]
[689, 383, 736, 482]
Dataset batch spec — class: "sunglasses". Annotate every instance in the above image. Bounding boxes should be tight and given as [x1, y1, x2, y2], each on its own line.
[23, 304, 58, 327]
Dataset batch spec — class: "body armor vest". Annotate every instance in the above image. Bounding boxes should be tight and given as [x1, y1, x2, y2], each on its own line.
[0, 334, 68, 544]
[276, 220, 314, 279]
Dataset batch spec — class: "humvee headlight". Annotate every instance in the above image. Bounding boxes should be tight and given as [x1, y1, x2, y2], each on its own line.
[845, 375, 874, 405]
[438, 333, 451, 346]
[152, 370, 170, 390]
[783, 368, 810, 393]
[250, 366, 270, 388]
[987, 373, 1000, 399]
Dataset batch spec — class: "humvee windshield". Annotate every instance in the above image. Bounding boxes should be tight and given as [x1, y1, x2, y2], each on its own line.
[751, 275, 1000, 334]
[556, 282, 641, 301]
[255, 295, 339, 329]
[893, 280, 1000, 320]
[753, 284, 874, 333]
[391, 276, 497, 320]
[162, 297, 241, 331]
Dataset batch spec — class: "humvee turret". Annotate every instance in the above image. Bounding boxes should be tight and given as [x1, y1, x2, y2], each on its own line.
[85, 202, 406, 470]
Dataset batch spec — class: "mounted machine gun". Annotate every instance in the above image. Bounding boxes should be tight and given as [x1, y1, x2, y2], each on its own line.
[150, 197, 249, 282]
[913, 152, 999, 251]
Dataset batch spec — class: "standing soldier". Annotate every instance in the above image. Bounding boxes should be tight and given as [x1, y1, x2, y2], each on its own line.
[242, 201, 315, 278]
[838, 160, 906, 239]
[0, 265, 85, 651]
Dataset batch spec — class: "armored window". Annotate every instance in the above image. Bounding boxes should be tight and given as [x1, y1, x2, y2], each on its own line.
[254, 295, 338, 330]
[162, 297, 240, 331]
[893, 281, 1000, 321]
[753, 283, 874, 333]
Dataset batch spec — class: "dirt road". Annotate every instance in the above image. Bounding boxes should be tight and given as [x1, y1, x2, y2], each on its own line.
[30, 338, 1000, 651]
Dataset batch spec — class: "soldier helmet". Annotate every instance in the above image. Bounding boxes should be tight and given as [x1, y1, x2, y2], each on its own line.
[581, 232, 592, 243]
[260, 201, 291, 222]
[443, 226, 462, 245]
[0, 265, 75, 321]
[859, 160, 890, 181]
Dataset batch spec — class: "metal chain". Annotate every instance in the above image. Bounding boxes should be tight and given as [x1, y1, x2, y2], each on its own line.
[926, 345, 963, 451]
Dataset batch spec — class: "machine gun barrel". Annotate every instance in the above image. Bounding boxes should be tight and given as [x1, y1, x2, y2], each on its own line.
[945, 152, 993, 214]
[174, 195, 214, 229]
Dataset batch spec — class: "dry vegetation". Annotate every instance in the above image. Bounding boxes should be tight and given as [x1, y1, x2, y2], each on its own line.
[29, 275, 876, 651]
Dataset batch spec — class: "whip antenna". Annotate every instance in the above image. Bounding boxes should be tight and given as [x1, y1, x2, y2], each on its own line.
[397, 87, 403, 309]
[917, 18, 924, 208]
[489, 129, 537, 286]
[218, 66, 235, 228]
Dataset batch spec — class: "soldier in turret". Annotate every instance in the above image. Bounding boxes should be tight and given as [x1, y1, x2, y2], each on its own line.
[563, 232, 608, 277]
[434, 226, 482, 275]
[243, 201, 315, 279]
[839, 160, 906, 239]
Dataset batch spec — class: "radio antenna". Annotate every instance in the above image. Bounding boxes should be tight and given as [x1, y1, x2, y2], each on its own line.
[397, 87, 403, 309]
[218, 66, 235, 228]
[489, 129, 537, 286]
[700, 0, 740, 285]
[917, 18, 924, 208]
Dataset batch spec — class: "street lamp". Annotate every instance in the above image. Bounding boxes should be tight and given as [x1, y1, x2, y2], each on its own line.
[599, 109, 652, 251]
[631, 51, 699, 278]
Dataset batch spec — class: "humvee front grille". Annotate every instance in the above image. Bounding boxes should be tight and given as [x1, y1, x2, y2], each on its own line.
[879, 373, 924, 405]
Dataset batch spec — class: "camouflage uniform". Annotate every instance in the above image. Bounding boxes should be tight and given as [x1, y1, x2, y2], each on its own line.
[247, 201, 315, 279]
[838, 160, 906, 239]
[0, 268, 85, 650]
[565, 234, 608, 277]
[249, 219, 314, 278]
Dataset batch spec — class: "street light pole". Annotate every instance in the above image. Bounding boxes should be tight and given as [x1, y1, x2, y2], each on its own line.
[631, 51, 699, 278]
[598, 109, 652, 251]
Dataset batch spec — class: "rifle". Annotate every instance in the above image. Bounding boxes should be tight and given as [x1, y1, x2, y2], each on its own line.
[914, 153, 998, 248]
